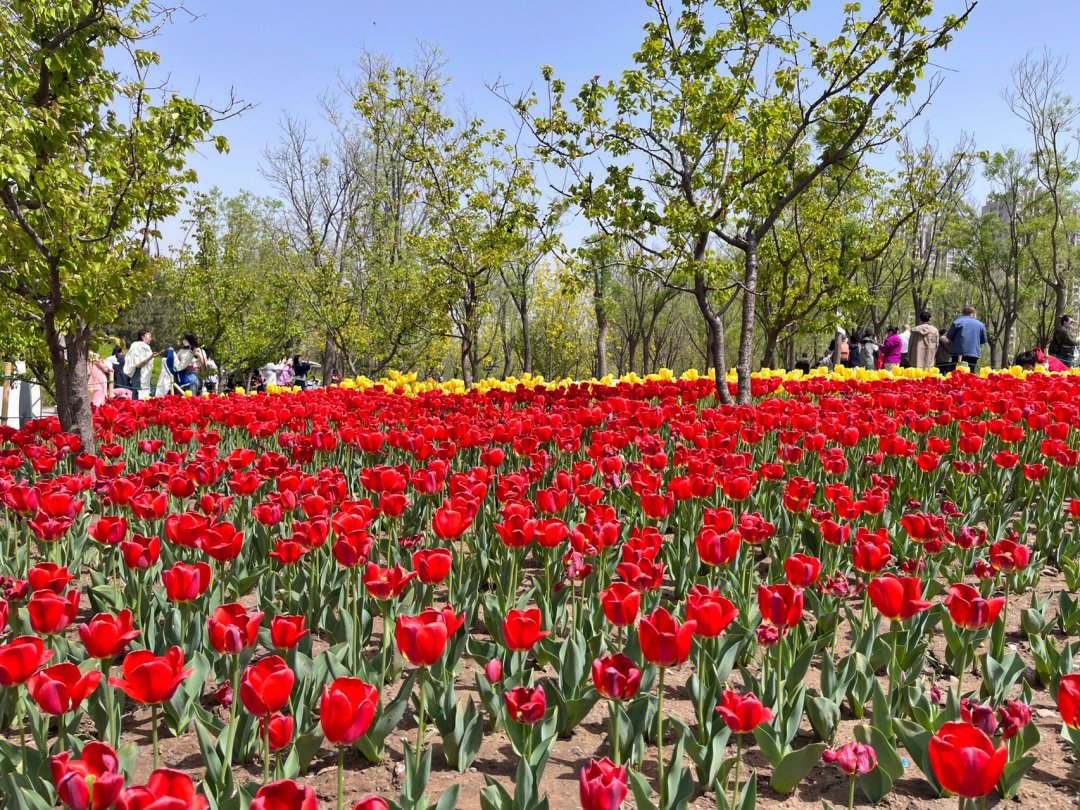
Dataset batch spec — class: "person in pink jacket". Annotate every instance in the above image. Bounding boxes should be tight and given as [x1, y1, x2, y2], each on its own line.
[880, 326, 903, 370]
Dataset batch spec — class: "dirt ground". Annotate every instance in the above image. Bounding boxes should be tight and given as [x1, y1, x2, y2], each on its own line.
[59, 561, 1072, 810]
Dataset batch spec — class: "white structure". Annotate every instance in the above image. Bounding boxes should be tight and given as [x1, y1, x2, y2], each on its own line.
[1, 362, 42, 428]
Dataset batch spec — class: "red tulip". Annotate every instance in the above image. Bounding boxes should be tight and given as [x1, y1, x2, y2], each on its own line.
[684, 585, 738, 638]
[89, 516, 128, 547]
[120, 534, 161, 570]
[412, 548, 453, 585]
[79, 610, 141, 660]
[396, 606, 464, 666]
[695, 528, 740, 568]
[944, 583, 1005, 630]
[361, 562, 417, 600]
[28, 562, 74, 594]
[260, 712, 295, 752]
[716, 689, 773, 733]
[988, 539, 1030, 574]
[116, 769, 208, 810]
[783, 554, 822, 588]
[161, 562, 212, 603]
[484, 659, 502, 683]
[268, 538, 307, 566]
[927, 721, 1007, 798]
[579, 757, 628, 810]
[0, 635, 53, 686]
[320, 677, 378, 745]
[599, 582, 640, 627]
[757, 584, 803, 629]
[28, 662, 102, 715]
[852, 531, 891, 574]
[504, 685, 546, 724]
[502, 607, 550, 652]
[52, 742, 125, 810]
[823, 743, 877, 776]
[638, 607, 695, 667]
[109, 647, 192, 705]
[270, 615, 309, 650]
[249, 780, 317, 810]
[591, 653, 642, 700]
[353, 799, 390, 810]
[28, 589, 79, 635]
[1058, 673, 1080, 728]
[207, 603, 264, 654]
[240, 655, 295, 716]
[867, 575, 931, 621]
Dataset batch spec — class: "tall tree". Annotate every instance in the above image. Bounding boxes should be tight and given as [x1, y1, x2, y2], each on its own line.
[1005, 51, 1080, 340]
[0, 0, 238, 443]
[508, 0, 974, 402]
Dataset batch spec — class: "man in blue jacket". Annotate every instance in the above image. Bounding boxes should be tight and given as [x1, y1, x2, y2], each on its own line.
[946, 306, 989, 367]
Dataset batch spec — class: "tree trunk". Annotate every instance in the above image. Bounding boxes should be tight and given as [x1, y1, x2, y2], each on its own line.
[519, 300, 532, 375]
[596, 315, 608, 378]
[45, 316, 94, 449]
[691, 245, 731, 405]
[735, 240, 760, 404]
[761, 328, 780, 370]
[321, 340, 335, 386]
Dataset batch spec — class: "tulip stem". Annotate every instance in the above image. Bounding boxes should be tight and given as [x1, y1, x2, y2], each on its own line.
[263, 716, 271, 785]
[103, 659, 115, 748]
[730, 733, 742, 807]
[888, 621, 899, 706]
[656, 666, 666, 806]
[697, 641, 707, 745]
[417, 667, 427, 757]
[151, 703, 160, 771]
[610, 698, 620, 767]
[17, 692, 26, 773]
[848, 773, 856, 810]
[774, 640, 784, 714]
[352, 568, 361, 674]
[337, 744, 345, 810]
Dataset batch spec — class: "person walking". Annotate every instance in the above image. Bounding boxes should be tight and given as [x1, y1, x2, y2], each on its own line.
[908, 312, 940, 370]
[87, 352, 112, 407]
[1049, 315, 1077, 368]
[122, 330, 158, 399]
[880, 326, 903, 371]
[945, 306, 989, 368]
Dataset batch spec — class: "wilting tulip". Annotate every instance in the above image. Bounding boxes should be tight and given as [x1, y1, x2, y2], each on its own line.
[579, 757, 628, 810]
[823, 742, 877, 776]
[927, 722, 1007, 799]
[361, 562, 417, 600]
[52, 742, 125, 810]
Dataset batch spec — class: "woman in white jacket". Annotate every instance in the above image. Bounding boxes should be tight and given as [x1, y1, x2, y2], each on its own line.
[122, 330, 158, 399]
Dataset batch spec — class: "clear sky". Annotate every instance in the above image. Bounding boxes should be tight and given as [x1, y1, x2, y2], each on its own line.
[147, 0, 1080, 245]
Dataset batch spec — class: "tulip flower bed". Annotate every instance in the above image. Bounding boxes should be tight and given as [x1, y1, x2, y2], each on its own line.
[2, 369, 1080, 810]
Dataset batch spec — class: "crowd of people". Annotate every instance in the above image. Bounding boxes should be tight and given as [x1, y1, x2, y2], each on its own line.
[814, 307, 1077, 374]
[87, 330, 218, 403]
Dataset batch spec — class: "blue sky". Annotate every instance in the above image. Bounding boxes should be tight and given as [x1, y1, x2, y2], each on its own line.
[148, 1, 1080, 245]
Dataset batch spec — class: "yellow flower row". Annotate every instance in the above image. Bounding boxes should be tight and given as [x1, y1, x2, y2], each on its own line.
[228, 362, 1075, 398]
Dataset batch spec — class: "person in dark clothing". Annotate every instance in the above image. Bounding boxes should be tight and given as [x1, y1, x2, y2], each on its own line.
[1049, 315, 1077, 368]
[794, 353, 811, 373]
[292, 355, 312, 387]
